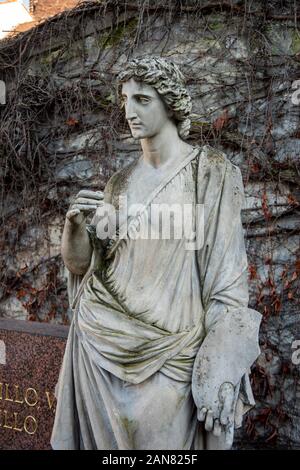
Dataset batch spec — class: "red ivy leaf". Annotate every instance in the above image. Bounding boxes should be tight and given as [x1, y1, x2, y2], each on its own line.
[66, 117, 79, 127]
[212, 109, 229, 131]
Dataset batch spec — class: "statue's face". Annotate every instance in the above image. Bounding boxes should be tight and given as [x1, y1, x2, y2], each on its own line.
[121, 78, 172, 139]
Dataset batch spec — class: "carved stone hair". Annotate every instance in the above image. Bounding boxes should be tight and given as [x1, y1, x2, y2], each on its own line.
[116, 56, 192, 139]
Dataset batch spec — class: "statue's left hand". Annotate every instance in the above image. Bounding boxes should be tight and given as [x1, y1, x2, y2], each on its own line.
[197, 382, 235, 437]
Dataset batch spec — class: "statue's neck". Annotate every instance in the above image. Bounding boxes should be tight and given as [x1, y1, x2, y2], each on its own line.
[140, 122, 184, 169]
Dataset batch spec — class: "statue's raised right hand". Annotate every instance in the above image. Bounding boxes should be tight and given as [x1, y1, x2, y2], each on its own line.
[66, 190, 104, 226]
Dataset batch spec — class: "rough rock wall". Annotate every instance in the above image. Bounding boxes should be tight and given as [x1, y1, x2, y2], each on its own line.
[0, 0, 299, 449]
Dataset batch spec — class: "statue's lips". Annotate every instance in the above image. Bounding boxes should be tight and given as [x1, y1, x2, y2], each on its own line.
[130, 123, 143, 128]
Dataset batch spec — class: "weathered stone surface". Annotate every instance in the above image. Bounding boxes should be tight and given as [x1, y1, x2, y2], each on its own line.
[0, 297, 28, 321]
[55, 154, 94, 181]
[243, 182, 292, 224]
[275, 138, 300, 163]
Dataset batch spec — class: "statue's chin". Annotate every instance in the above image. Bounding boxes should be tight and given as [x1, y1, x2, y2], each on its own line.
[131, 132, 145, 140]
[131, 130, 156, 140]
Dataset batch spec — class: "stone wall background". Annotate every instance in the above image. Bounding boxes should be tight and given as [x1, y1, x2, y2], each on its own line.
[0, 0, 299, 449]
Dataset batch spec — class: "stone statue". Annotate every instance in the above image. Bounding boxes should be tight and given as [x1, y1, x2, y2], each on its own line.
[51, 57, 261, 450]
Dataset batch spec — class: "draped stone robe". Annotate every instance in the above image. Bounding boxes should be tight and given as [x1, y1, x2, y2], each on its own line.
[50, 145, 261, 450]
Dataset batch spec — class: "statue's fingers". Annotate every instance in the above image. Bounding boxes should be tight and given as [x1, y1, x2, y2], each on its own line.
[66, 209, 85, 226]
[66, 209, 80, 220]
[212, 419, 222, 437]
[220, 407, 229, 426]
[220, 383, 234, 426]
[72, 204, 98, 213]
[204, 410, 214, 432]
[197, 407, 207, 422]
[219, 382, 235, 401]
[220, 387, 235, 426]
[76, 190, 104, 200]
[224, 423, 234, 449]
[74, 198, 104, 206]
[234, 398, 244, 428]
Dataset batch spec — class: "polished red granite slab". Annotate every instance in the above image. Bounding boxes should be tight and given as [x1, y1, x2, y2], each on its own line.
[0, 319, 68, 450]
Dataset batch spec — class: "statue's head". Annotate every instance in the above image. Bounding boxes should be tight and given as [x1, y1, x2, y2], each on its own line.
[116, 57, 192, 140]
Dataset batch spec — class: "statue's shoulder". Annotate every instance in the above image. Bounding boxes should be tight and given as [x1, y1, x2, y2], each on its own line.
[199, 144, 241, 176]
[199, 144, 228, 165]
[197, 145, 245, 206]
[104, 159, 138, 203]
[198, 144, 243, 191]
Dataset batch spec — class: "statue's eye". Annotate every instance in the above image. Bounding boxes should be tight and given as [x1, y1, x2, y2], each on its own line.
[138, 97, 150, 104]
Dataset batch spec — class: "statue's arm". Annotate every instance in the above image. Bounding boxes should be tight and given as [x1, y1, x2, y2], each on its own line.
[61, 216, 93, 275]
[192, 146, 261, 447]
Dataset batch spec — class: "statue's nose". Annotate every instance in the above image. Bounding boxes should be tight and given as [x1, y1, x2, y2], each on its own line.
[125, 100, 138, 121]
